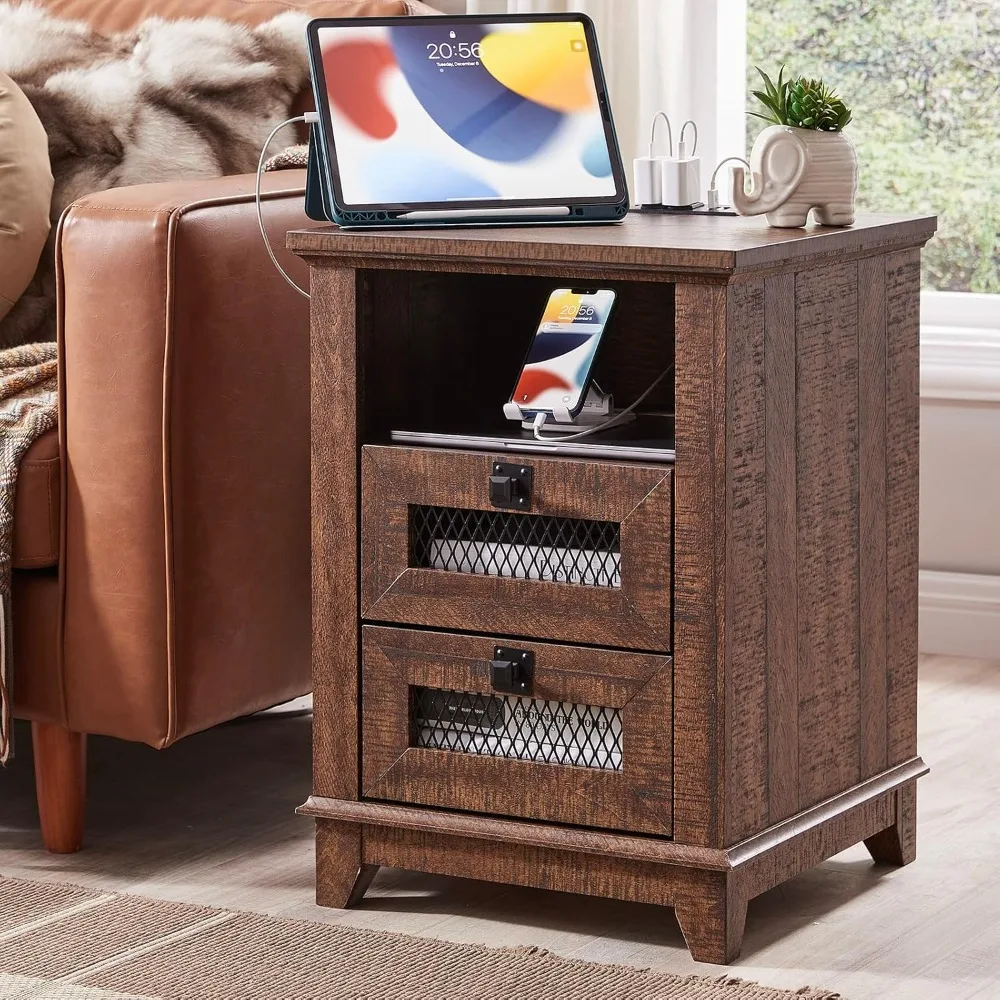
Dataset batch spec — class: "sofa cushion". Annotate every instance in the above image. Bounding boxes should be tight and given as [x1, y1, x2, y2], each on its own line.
[13, 428, 59, 570]
[0, 72, 53, 323]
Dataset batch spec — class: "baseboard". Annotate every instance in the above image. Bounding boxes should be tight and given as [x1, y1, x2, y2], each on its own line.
[920, 294, 1000, 403]
[921, 330, 1000, 403]
[919, 569, 1000, 659]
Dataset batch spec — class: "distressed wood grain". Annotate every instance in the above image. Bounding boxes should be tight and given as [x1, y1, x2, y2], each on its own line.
[311, 267, 361, 801]
[794, 261, 861, 809]
[724, 278, 768, 844]
[672, 282, 727, 848]
[764, 271, 798, 824]
[885, 248, 921, 766]
[289, 213, 938, 277]
[859, 255, 889, 779]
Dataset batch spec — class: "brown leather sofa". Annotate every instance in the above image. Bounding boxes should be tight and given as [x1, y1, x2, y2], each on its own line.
[13, 0, 435, 853]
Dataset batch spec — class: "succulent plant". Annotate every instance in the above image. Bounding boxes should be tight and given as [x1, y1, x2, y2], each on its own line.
[750, 66, 853, 132]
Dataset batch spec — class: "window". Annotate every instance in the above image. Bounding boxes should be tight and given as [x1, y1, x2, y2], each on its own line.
[747, 0, 999, 294]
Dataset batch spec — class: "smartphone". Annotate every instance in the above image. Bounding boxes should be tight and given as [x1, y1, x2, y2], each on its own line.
[509, 288, 617, 419]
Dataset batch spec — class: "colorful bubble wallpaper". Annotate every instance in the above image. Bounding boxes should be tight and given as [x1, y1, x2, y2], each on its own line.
[318, 21, 618, 206]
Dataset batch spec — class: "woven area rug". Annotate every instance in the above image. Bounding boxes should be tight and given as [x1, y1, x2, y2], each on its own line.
[0, 877, 842, 999]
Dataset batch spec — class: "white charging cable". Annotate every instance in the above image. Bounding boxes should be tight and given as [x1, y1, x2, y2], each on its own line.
[633, 112, 675, 207]
[649, 110, 674, 158]
[706, 156, 752, 210]
[678, 119, 698, 158]
[532, 365, 674, 442]
[255, 112, 318, 300]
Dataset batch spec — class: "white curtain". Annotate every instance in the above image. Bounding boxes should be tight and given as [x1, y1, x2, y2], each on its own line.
[465, 0, 747, 197]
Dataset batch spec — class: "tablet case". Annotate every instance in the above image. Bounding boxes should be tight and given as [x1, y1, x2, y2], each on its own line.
[305, 123, 334, 223]
[305, 124, 629, 228]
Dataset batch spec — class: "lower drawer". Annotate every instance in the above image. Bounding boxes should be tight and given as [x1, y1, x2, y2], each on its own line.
[361, 626, 673, 836]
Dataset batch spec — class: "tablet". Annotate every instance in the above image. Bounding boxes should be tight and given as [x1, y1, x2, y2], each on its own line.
[305, 14, 629, 227]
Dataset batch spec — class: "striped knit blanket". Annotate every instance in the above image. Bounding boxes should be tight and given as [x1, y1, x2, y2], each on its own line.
[0, 341, 57, 763]
[263, 144, 308, 172]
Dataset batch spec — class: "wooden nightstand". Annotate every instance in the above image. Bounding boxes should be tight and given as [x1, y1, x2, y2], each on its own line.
[292, 212, 936, 964]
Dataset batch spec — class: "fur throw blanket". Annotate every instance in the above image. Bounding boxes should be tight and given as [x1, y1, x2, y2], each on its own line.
[0, 2, 310, 346]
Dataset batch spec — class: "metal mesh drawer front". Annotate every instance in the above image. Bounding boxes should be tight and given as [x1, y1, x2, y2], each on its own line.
[409, 505, 622, 588]
[411, 686, 622, 771]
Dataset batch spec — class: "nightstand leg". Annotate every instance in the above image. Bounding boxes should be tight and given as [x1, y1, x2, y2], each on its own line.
[674, 872, 748, 965]
[864, 782, 917, 866]
[315, 819, 379, 908]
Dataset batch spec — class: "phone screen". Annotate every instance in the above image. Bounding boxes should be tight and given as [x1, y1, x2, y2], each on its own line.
[510, 289, 616, 416]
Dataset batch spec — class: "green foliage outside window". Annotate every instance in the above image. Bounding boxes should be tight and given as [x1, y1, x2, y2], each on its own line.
[747, 0, 1000, 292]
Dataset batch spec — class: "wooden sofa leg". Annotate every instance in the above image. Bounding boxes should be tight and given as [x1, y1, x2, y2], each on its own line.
[31, 722, 87, 854]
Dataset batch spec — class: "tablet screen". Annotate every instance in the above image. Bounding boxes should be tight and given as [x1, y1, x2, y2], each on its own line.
[312, 18, 622, 209]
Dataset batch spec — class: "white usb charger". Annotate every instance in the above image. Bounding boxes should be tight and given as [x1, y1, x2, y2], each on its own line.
[632, 111, 672, 207]
[633, 114, 702, 209]
[661, 120, 700, 209]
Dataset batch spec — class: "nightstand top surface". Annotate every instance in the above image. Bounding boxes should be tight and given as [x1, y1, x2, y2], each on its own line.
[289, 212, 936, 276]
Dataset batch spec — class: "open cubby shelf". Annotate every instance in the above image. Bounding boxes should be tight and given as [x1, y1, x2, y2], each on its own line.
[356, 269, 676, 445]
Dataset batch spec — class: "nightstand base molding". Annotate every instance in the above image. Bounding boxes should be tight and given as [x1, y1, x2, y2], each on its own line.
[301, 759, 924, 964]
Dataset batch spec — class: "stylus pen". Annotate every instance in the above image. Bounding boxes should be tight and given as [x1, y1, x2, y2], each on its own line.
[397, 206, 572, 220]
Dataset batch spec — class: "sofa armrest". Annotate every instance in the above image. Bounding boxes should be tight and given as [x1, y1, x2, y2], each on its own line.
[56, 171, 312, 746]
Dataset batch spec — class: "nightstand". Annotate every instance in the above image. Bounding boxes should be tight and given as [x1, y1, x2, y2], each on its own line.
[292, 212, 936, 963]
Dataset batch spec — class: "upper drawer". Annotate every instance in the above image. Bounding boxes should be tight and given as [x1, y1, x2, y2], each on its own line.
[360, 446, 672, 652]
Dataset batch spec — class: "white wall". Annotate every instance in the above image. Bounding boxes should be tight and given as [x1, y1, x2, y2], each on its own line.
[443, 0, 746, 180]
[919, 294, 1000, 659]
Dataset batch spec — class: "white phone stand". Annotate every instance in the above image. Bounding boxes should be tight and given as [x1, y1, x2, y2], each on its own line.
[503, 384, 635, 434]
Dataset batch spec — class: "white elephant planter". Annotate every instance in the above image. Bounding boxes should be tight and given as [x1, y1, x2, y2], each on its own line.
[732, 124, 858, 227]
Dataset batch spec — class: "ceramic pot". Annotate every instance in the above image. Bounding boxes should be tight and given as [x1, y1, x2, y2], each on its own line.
[731, 124, 858, 227]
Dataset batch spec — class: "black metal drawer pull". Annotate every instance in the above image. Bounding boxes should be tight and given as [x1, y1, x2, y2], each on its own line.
[489, 461, 533, 510]
[490, 646, 534, 695]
